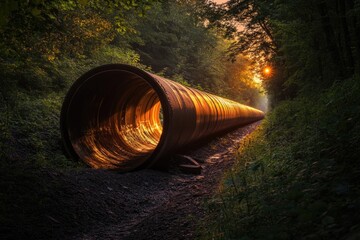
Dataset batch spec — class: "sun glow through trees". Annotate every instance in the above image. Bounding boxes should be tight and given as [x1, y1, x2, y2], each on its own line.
[264, 67, 271, 75]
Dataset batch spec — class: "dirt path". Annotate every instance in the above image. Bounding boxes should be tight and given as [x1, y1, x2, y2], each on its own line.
[68, 122, 260, 240]
[1, 122, 260, 240]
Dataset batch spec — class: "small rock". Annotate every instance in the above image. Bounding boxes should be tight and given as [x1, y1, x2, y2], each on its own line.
[196, 175, 204, 180]
[174, 154, 200, 166]
[178, 164, 202, 174]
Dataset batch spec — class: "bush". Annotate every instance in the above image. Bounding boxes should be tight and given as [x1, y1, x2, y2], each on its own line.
[0, 93, 77, 168]
[201, 76, 360, 240]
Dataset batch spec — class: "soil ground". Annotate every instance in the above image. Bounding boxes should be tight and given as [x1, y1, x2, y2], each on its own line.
[1, 122, 260, 240]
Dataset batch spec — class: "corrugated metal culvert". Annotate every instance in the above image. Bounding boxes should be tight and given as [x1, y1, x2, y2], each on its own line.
[60, 64, 264, 172]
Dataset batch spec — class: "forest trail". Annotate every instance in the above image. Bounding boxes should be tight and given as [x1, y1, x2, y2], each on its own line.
[47, 123, 258, 240]
[1, 122, 260, 240]
[62, 122, 260, 240]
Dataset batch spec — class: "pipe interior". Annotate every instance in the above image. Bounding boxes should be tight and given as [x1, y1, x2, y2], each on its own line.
[66, 70, 163, 170]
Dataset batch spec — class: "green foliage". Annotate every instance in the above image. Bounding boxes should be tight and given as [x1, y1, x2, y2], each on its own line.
[0, 0, 156, 33]
[132, 0, 263, 104]
[133, 1, 218, 84]
[0, 93, 79, 168]
[200, 76, 360, 239]
[16, 96, 62, 165]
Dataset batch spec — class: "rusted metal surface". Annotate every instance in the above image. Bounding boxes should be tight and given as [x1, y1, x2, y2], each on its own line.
[60, 64, 264, 171]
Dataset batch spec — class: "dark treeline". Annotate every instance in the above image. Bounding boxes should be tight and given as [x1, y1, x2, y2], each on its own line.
[209, 0, 360, 103]
[201, 0, 360, 239]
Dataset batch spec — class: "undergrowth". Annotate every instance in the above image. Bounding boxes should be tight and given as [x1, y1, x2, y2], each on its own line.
[200, 76, 360, 240]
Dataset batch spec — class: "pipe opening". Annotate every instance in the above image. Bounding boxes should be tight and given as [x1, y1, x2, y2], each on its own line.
[66, 70, 163, 170]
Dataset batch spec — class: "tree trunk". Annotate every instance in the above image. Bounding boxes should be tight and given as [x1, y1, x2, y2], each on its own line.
[346, 0, 360, 74]
[338, 0, 355, 76]
[317, 1, 345, 78]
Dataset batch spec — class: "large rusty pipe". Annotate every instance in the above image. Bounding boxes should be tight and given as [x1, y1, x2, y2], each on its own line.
[60, 64, 264, 171]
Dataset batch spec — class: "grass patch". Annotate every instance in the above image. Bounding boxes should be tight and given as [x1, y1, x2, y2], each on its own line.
[200, 77, 360, 239]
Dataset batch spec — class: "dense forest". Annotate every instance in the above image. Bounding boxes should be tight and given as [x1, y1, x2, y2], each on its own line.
[1, 0, 360, 239]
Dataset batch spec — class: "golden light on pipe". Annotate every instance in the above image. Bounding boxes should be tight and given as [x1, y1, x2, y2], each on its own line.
[60, 64, 265, 172]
